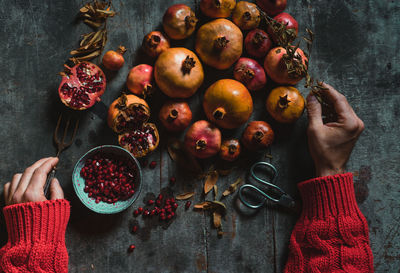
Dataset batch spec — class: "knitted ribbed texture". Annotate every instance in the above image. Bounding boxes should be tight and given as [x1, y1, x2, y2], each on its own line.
[284, 173, 374, 272]
[0, 199, 70, 273]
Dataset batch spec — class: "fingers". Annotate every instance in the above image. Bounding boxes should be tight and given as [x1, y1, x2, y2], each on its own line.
[4, 183, 10, 204]
[26, 157, 59, 192]
[306, 92, 323, 129]
[15, 157, 52, 196]
[321, 83, 355, 117]
[49, 178, 64, 200]
[7, 173, 22, 203]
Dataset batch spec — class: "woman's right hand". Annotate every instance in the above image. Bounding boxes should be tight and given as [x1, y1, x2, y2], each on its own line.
[3, 157, 64, 206]
[306, 83, 364, 177]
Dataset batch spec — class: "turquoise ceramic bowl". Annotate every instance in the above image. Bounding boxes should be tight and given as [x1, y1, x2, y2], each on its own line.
[72, 145, 142, 214]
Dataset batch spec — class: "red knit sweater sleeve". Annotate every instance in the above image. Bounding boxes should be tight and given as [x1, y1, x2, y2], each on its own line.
[284, 173, 374, 273]
[0, 199, 70, 273]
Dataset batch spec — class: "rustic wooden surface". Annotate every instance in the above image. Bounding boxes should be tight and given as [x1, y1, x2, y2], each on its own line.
[0, 0, 399, 272]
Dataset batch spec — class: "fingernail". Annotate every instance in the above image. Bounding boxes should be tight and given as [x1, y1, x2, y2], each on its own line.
[307, 94, 317, 103]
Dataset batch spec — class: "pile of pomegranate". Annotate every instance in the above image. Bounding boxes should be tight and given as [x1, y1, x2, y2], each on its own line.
[80, 153, 137, 204]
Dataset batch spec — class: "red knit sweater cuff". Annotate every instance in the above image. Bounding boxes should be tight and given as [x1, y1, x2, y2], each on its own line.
[3, 199, 70, 246]
[298, 173, 359, 219]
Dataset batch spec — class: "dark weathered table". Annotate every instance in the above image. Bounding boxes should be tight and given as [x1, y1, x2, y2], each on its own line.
[0, 0, 399, 272]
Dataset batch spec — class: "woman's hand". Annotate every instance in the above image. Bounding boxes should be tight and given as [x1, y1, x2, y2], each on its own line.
[306, 83, 364, 177]
[3, 157, 64, 206]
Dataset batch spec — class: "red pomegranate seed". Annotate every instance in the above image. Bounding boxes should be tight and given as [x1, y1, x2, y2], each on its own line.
[167, 214, 172, 220]
[138, 207, 143, 213]
[173, 203, 178, 210]
[170, 198, 175, 203]
[157, 194, 163, 200]
[128, 244, 135, 252]
[132, 225, 138, 233]
[147, 199, 155, 205]
[149, 161, 157, 169]
[150, 209, 156, 216]
[156, 200, 162, 206]
[170, 212, 175, 217]
[169, 177, 176, 183]
[185, 201, 191, 210]
[143, 210, 150, 217]
[133, 210, 139, 217]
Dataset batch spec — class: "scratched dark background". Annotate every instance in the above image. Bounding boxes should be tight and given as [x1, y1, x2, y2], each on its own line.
[0, 0, 399, 272]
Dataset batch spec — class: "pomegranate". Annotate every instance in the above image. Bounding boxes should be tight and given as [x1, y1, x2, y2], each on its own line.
[219, 139, 241, 162]
[155, 48, 204, 98]
[200, 0, 236, 18]
[267, 12, 298, 45]
[58, 62, 106, 110]
[80, 153, 136, 203]
[126, 64, 154, 98]
[241, 121, 274, 151]
[102, 46, 126, 71]
[142, 31, 170, 58]
[162, 4, 198, 40]
[233, 58, 267, 91]
[245, 29, 272, 59]
[232, 1, 260, 30]
[266, 86, 305, 123]
[108, 94, 150, 133]
[195, 19, 243, 70]
[159, 100, 193, 132]
[184, 120, 221, 159]
[257, 0, 287, 16]
[203, 79, 253, 129]
[118, 123, 159, 158]
[264, 46, 308, 85]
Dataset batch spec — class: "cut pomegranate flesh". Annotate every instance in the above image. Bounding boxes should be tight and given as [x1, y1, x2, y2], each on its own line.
[115, 105, 149, 133]
[119, 123, 159, 158]
[80, 153, 136, 204]
[58, 62, 106, 110]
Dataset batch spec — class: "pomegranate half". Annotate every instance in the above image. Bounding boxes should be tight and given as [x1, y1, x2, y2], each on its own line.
[58, 61, 106, 110]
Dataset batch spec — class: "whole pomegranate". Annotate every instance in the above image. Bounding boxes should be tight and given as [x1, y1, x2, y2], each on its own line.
[184, 120, 221, 159]
[203, 79, 253, 129]
[159, 101, 193, 132]
[195, 19, 243, 70]
[268, 12, 298, 44]
[266, 86, 305, 123]
[219, 139, 241, 162]
[232, 1, 260, 30]
[142, 31, 170, 58]
[245, 29, 272, 59]
[102, 46, 126, 71]
[257, 0, 287, 16]
[126, 64, 154, 98]
[58, 61, 106, 110]
[264, 46, 308, 85]
[241, 121, 274, 151]
[163, 4, 198, 40]
[233, 58, 267, 91]
[200, 0, 236, 18]
[155, 48, 204, 98]
[108, 94, 159, 158]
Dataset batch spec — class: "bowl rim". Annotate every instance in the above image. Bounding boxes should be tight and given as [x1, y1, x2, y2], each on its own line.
[72, 145, 142, 214]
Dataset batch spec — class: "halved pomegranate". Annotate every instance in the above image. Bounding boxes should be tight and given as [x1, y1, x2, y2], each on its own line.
[118, 123, 159, 158]
[58, 61, 106, 110]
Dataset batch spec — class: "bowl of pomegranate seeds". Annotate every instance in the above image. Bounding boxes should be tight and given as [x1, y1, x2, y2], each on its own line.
[73, 145, 142, 214]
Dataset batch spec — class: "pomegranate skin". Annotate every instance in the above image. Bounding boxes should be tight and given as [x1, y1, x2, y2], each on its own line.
[142, 31, 170, 58]
[268, 12, 298, 44]
[245, 29, 272, 59]
[232, 1, 260, 30]
[266, 86, 305, 123]
[264, 47, 307, 85]
[203, 79, 253, 129]
[184, 120, 221, 159]
[234, 58, 267, 91]
[219, 139, 241, 162]
[163, 4, 198, 40]
[126, 64, 154, 97]
[241, 121, 274, 151]
[159, 101, 193, 132]
[58, 61, 106, 110]
[256, 0, 287, 16]
[200, 0, 236, 18]
[102, 46, 126, 71]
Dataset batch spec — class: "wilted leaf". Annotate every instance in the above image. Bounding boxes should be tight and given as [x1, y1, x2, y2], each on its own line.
[176, 192, 195, 200]
[213, 212, 222, 228]
[204, 171, 219, 195]
[213, 185, 218, 201]
[194, 201, 212, 210]
[222, 177, 243, 197]
[69, 49, 101, 62]
[84, 19, 102, 28]
[194, 201, 226, 214]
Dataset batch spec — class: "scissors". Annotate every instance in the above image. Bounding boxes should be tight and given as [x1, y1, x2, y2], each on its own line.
[238, 162, 295, 209]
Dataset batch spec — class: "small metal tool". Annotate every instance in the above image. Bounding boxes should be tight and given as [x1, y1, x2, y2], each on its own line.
[44, 114, 79, 197]
[238, 162, 295, 209]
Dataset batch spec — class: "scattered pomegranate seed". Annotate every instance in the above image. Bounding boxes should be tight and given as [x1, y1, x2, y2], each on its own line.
[132, 225, 138, 233]
[138, 207, 143, 213]
[150, 209, 156, 216]
[143, 210, 150, 217]
[170, 198, 175, 203]
[169, 177, 176, 183]
[157, 194, 163, 200]
[173, 203, 178, 210]
[149, 161, 157, 169]
[167, 214, 173, 220]
[133, 210, 139, 217]
[147, 199, 155, 205]
[185, 201, 191, 210]
[156, 200, 162, 206]
[128, 244, 135, 252]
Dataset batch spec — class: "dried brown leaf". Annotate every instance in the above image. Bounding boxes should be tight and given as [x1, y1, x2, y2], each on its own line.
[84, 19, 103, 28]
[213, 212, 222, 228]
[213, 185, 218, 201]
[175, 192, 195, 200]
[193, 201, 226, 214]
[204, 170, 219, 195]
[194, 201, 212, 210]
[80, 32, 96, 47]
[69, 49, 100, 62]
[222, 177, 243, 197]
